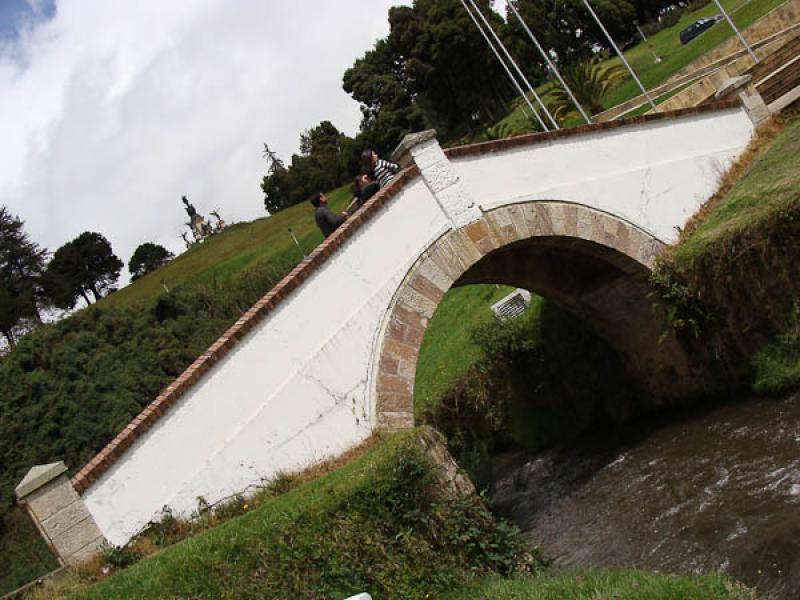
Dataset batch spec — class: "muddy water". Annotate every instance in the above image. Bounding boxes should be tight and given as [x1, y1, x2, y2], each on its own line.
[491, 393, 800, 598]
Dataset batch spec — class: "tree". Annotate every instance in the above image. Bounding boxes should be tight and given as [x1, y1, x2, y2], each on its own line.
[262, 121, 360, 214]
[0, 207, 47, 347]
[44, 232, 123, 309]
[128, 243, 174, 281]
[549, 57, 626, 122]
[506, 0, 639, 62]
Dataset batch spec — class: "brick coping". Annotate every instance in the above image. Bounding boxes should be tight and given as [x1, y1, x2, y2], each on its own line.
[445, 100, 741, 159]
[70, 100, 741, 495]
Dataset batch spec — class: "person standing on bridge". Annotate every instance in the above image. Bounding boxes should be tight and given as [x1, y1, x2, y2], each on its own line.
[311, 192, 348, 238]
[361, 149, 399, 189]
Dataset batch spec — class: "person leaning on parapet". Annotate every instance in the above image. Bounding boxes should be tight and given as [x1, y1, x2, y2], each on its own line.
[361, 149, 399, 189]
[311, 192, 348, 238]
[348, 174, 381, 211]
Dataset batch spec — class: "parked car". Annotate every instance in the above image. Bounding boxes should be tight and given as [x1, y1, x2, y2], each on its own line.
[679, 16, 722, 45]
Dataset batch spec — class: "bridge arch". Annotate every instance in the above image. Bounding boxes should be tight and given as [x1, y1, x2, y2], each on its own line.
[373, 200, 696, 431]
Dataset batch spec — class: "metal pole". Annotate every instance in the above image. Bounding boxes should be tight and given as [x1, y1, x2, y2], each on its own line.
[506, 0, 592, 124]
[711, 0, 758, 63]
[583, 0, 658, 111]
[288, 227, 305, 259]
[468, 0, 559, 129]
[635, 22, 662, 64]
[459, 0, 547, 131]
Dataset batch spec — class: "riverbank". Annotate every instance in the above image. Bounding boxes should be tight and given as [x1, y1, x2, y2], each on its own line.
[652, 110, 800, 394]
[26, 429, 755, 600]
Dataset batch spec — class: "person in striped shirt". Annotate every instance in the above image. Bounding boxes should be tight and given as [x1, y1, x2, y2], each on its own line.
[361, 149, 399, 189]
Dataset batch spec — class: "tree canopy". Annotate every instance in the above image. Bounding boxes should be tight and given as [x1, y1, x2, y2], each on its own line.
[262, 121, 360, 214]
[43, 232, 123, 309]
[0, 207, 47, 348]
[128, 243, 174, 282]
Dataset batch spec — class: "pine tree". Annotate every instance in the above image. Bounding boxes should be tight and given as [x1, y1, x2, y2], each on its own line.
[0, 207, 47, 347]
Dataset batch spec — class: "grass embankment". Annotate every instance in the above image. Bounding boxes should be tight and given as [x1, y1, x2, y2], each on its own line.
[495, 0, 786, 133]
[30, 431, 535, 600]
[32, 432, 753, 600]
[653, 111, 800, 393]
[446, 571, 757, 600]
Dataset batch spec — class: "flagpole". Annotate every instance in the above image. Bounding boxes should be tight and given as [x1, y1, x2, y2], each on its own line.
[459, 0, 547, 130]
[468, 0, 559, 129]
[506, 0, 592, 124]
[583, 0, 658, 111]
[711, 0, 758, 63]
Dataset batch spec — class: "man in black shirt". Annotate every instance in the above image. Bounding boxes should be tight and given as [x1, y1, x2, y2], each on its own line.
[311, 192, 348, 238]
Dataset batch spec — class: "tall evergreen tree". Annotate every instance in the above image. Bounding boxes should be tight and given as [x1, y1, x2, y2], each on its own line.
[44, 232, 123, 308]
[0, 207, 47, 347]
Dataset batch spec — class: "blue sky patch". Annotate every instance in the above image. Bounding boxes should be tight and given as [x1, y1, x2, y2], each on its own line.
[0, 0, 56, 42]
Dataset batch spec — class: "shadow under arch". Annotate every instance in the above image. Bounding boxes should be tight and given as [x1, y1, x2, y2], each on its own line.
[373, 200, 701, 431]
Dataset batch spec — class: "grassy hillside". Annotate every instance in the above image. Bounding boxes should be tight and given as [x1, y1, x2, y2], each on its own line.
[105, 185, 353, 307]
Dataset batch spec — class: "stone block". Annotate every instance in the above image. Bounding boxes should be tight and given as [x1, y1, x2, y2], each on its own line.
[421, 159, 460, 195]
[410, 273, 446, 304]
[51, 515, 105, 559]
[428, 244, 467, 282]
[396, 286, 438, 320]
[416, 256, 454, 294]
[378, 411, 415, 432]
[435, 184, 481, 228]
[445, 229, 483, 269]
[15, 462, 67, 500]
[66, 537, 106, 566]
[410, 139, 449, 170]
[26, 478, 80, 522]
[508, 204, 531, 240]
[576, 207, 595, 239]
[41, 500, 91, 540]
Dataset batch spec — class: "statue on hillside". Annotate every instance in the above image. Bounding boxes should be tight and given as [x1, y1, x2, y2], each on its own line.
[181, 195, 212, 242]
[210, 210, 227, 234]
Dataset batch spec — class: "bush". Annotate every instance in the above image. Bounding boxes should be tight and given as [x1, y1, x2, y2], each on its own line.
[424, 301, 642, 488]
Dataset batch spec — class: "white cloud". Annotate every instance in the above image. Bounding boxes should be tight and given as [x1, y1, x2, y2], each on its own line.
[0, 0, 407, 282]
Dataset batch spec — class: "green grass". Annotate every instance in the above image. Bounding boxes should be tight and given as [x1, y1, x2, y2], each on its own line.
[652, 112, 800, 394]
[414, 284, 515, 418]
[444, 571, 756, 599]
[35, 435, 753, 600]
[673, 114, 800, 265]
[103, 185, 353, 308]
[600, 0, 786, 110]
[493, 0, 786, 133]
[36, 431, 534, 600]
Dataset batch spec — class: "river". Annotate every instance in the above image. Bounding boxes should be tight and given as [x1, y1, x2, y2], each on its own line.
[490, 392, 800, 599]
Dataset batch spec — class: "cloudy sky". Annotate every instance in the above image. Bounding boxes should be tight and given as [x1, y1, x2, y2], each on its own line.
[0, 0, 416, 282]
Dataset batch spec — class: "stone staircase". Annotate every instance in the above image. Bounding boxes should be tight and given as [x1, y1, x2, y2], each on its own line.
[753, 33, 800, 105]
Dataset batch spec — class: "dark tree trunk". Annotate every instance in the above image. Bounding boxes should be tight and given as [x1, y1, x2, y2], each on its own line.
[89, 284, 101, 302]
[80, 289, 93, 306]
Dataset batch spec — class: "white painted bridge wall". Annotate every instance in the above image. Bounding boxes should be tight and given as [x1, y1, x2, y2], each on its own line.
[84, 106, 754, 547]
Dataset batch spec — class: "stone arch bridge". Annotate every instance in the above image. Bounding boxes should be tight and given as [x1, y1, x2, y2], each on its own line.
[17, 102, 757, 559]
